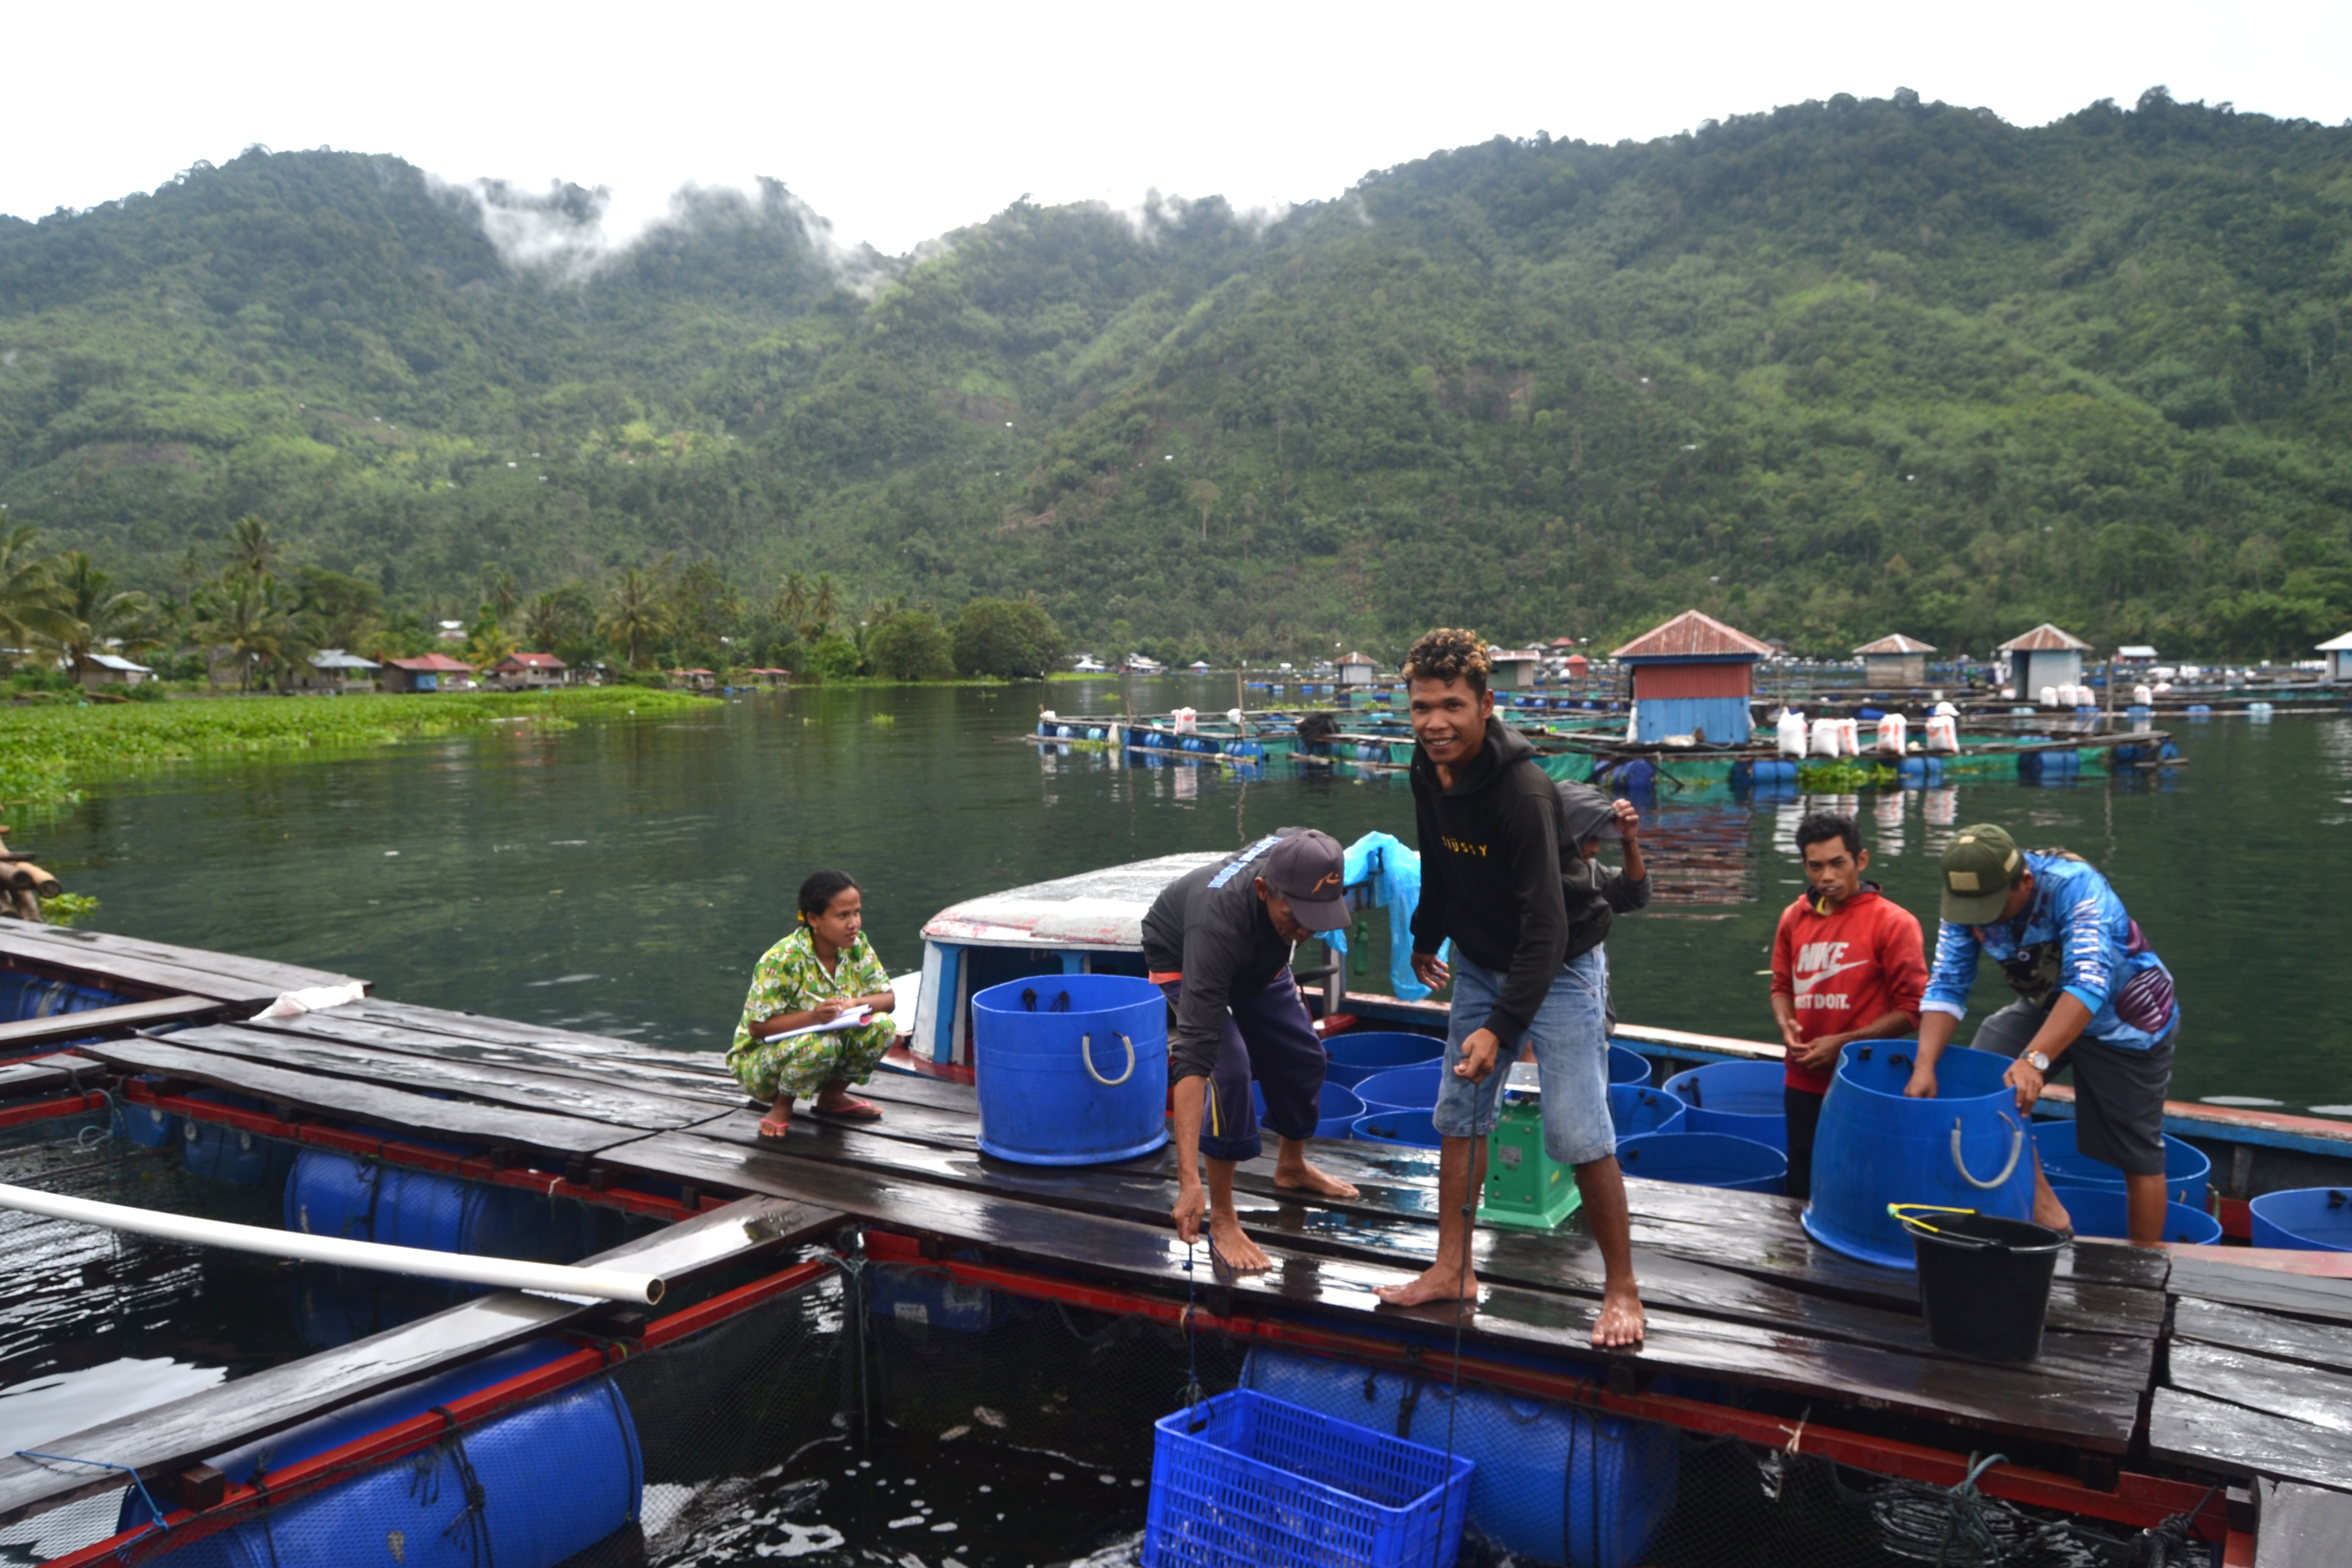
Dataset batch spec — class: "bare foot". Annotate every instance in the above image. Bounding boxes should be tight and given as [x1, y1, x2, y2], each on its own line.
[1273, 1157, 1360, 1202]
[1375, 1259, 1479, 1308]
[1592, 1280, 1645, 1348]
[1207, 1211, 1272, 1273]
[2035, 1194, 2074, 1233]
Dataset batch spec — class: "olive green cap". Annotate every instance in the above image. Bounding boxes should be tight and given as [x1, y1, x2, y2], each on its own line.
[1941, 824, 2024, 924]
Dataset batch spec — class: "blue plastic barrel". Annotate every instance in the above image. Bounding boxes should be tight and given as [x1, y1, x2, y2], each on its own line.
[1251, 1080, 1366, 1140]
[1355, 1064, 1443, 1112]
[1659, 1062, 1787, 1153]
[2048, 1185, 2222, 1245]
[156, 1375, 642, 1567]
[1607, 1043, 1653, 1087]
[1351, 1110, 1444, 1148]
[2033, 1121, 2212, 1210]
[1243, 1348, 1676, 1568]
[2249, 1188, 2352, 1252]
[1322, 1031, 1444, 1089]
[285, 1152, 587, 1264]
[972, 975, 1169, 1165]
[181, 1093, 296, 1189]
[1616, 1133, 1785, 1194]
[1609, 1085, 1687, 1141]
[1803, 1042, 2035, 1268]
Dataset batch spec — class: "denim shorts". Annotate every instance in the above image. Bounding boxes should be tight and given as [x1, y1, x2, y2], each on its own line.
[1431, 948, 1617, 1166]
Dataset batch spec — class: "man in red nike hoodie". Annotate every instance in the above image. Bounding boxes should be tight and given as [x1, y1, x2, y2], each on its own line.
[1770, 812, 1927, 1200]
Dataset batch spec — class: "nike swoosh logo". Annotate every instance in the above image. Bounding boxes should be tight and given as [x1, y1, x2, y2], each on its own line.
[1793, 959, 1870, 995]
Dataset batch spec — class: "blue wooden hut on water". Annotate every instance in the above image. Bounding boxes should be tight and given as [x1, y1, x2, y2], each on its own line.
[1611, 609, 1771, 744]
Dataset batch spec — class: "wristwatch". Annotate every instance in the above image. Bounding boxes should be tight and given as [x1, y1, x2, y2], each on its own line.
[2025, 1050, 2052, 1072]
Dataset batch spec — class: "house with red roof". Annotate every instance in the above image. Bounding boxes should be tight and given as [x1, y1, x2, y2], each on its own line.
[380, 653, 474, 694]
[1610, 609, 1772, 744]
[488, 651, 569, 691]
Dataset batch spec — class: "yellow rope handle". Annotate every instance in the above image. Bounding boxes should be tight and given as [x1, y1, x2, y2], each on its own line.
[1886, 1202, 1978, 1236]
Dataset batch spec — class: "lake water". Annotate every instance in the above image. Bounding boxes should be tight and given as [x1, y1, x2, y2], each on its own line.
[29, 680, 2352, 1113]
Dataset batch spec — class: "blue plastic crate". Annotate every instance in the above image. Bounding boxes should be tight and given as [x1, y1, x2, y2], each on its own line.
[1143, 1389, 1474, 1568]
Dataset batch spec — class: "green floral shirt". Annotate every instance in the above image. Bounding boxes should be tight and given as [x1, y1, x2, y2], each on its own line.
[729, 927, 894, 1060]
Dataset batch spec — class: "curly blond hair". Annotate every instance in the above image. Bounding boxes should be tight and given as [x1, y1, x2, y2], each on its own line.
[1402, 627, 1489, 695]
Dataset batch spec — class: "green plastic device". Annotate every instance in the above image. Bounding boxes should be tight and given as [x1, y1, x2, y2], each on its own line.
[1480, 1061, 1582, 1231]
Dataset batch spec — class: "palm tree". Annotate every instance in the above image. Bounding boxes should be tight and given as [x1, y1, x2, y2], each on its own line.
[190, 572, 296, 692]
[50, 553, 157, 675]
[523, 593, 567, 652]
[481, 569, 521, 626]
[0, 526, 71, 663]
[801, 574, 841, 646]
[599, 570, 673, 669]
[225, 516, 281, 581]
[774, 573, 812, 640]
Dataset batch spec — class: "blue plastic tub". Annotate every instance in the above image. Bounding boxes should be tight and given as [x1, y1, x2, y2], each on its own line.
[161, 1375, 642, 1567]
[1244, 1348, 1675, 1568]
[2047, 1185, 2223, 1245]
[2033, 1121, 2213, 1210]
[285, 1152, 586, 1263]
[2249, 1188, 2352, 1252]
[1616, 1132, 1785, 1195]
[1321, 1032, 1444, 1089]
[972, 974, 1170, 1165]
[1607, 1043, 1653, 1087]
[1354, 1065, 1443, 1112]
[1252, 1080, 1367, 1140]
[1143, 1389, 1474, 1568]
[1609, 1085, 1688, 1141]
[1351, 1110, 1444, 1149]
[1659, 1062, 1787, 1153]
[1803, 1042, 2035, 1269]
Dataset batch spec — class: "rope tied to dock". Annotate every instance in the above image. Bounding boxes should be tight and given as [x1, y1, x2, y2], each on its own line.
[419, 1406, 496, 1568]
[13, 1449, 172, 1538]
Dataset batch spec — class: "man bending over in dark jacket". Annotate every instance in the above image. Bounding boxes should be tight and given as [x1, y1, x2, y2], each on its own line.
[1374, 629, 1645, 1347]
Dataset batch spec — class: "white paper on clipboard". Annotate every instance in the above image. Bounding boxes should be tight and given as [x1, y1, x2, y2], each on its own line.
[760, 1005, 871, 1043]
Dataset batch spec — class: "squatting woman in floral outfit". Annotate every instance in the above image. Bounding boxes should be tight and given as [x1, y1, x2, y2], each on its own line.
[730, 869, 898, 1139]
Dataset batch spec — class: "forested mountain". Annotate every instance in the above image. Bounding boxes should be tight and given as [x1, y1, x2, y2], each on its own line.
[4, 86, 2350, 662]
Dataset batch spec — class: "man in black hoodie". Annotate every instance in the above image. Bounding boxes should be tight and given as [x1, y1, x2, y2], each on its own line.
[1373, 629, 1646, 1347]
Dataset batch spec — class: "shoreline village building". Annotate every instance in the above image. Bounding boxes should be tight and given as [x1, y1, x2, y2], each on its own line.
[1611, 609, 1771, 744]
[1853, 633, 1935, 689]
[2318, 631, 2352, 683]
[1336, 652, 1378, 687]
[379, 653, 473, 693]
[1486, 648, 1544, 691]
[1998, 623, 2091, 698]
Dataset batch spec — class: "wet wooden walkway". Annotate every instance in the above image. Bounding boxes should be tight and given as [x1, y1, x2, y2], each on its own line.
[3, 928, 2349, 1534]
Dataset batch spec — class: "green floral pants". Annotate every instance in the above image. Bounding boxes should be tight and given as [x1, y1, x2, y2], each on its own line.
[730, 1019, 896, 1100]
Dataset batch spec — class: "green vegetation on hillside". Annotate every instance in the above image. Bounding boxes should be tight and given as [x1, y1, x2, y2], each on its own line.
[5, 88, 2350, 659]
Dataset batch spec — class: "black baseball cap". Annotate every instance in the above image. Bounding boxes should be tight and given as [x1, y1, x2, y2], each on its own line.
[1262, 830, 1350, 930]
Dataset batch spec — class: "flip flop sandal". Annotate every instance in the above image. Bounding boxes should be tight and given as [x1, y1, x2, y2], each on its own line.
[809, 1097, 883, 1123]
[755, 1115, 792, 1140]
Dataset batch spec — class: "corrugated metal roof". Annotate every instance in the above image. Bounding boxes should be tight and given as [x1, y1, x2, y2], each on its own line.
[386, 654, 474, 672]
[1610, 609, 1772, 661]
[2317, 631, 2352, 652]
[496, 652, 567, 669]
[1997, 623, 2091, 653]
[1337, 651, 1379, 666]
[309, 649, 380, 670]
[1853, 634, 1937, 656]
[87, 653, 153, 673]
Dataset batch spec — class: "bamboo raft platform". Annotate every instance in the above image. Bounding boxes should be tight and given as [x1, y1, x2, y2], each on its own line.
[0, 927, 2346, 1560]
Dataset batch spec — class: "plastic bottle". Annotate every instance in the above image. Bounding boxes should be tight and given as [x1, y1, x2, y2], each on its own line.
[1777, 710, 1808, 758]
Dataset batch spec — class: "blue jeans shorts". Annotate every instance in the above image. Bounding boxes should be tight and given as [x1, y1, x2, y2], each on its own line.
[1431, 948, 1616, 1166]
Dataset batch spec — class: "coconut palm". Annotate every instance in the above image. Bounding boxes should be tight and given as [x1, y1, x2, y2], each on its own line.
[599, 569, 673, 669]
[190, 572, 297, 692]
[0, 526, 71, 664]
[225, 516, 281, 581]
[50, 553, 158, 675]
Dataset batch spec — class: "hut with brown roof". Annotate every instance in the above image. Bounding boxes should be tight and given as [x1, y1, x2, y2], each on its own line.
[1997, 623, 2091, 699]
[1610, 610, 1772, 744]
[1853, 633, 1937, 688]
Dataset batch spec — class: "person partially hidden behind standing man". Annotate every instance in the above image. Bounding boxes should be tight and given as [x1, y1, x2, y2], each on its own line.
[1146, 827, 1362, 1271]
[1906, 824, 2180, 1244]
[1769, 812, 1927, 1201]
[1374, 629, 1644, 1347]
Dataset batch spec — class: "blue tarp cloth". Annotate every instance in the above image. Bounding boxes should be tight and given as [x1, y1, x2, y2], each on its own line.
[1325, 831, 1449, 1001]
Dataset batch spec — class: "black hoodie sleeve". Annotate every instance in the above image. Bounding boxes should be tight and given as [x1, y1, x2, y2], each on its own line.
[1483, 767, 1570, 1046]
[1409, 767, 1450, 957]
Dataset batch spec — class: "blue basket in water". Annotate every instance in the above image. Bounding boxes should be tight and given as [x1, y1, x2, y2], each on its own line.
[1609, 1085, 1688, 1142]
[1606, 1043, 1653, 1087]
[1616, 1132, 1785, 1194]
[1143, 1389, 1474, 1568]
[1243, 1349, 1674, 1568]
[1803, 1042, 2035, 1269]
[1351, 1109, 1443, 1149]
[2033, 1121, 2212, 1210]
[1322, 1032, 1444, 1089]
[1659, 1062, 1787, 1152]
[972, 975, 1170, 1165]
[1250, 1081, 1367, 1140]
[2249, 1188, 2352, 1252]
[2048, 1185, 2223, 1245]
[1354, 1064, 1443, 1112]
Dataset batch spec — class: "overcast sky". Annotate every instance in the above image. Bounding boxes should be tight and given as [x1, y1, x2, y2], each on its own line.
[10, 0, 2347, 257]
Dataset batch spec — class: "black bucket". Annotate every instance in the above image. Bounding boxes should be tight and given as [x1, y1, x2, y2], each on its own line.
[1894, 1205, 2067, 1364]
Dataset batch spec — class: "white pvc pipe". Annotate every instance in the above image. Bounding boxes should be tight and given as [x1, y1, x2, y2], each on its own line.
[0, 1182, 664, 1304]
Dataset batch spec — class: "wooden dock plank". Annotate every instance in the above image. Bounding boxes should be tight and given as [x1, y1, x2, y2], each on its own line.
[0, 1196, 841, 1526]
[2171, 1296, 2352, 1376]
[162, 1024, 727, 1131]
[0, 926, 363, 999]
[71, 1037, 655, 1157]
[2169, 1341, 2352, 1438]
[2171, 1255, 2352, 1327]
[0, 1052, 102, 1098]
[0, 933, 291, 1009]
[0, 996, 225, 1055]
[2257, 1480, 2352, 1566]
[2147, 1387, 2352, 1493]
[600, 1129, 2144, 1453]
[246, 1010, 746, 1107]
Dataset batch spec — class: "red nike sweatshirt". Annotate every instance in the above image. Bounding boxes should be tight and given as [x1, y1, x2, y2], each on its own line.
[1770, 885, 1928, 1094]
